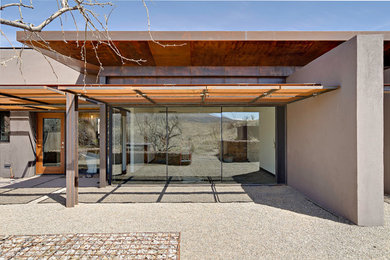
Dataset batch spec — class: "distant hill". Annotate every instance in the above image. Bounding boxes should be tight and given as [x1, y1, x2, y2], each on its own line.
[172, 113, 235, 123]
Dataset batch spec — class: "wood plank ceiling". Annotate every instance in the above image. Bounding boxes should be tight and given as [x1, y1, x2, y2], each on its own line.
[27, 40, 344, 67]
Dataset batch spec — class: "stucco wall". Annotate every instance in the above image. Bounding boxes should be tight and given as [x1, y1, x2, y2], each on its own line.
[0, 49, 96, 84]
[385, 69, 390, 194]
[0, 49, 96, 178]
[286, 35, 384, 226]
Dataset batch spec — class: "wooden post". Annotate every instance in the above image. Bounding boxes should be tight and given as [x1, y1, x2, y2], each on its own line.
[66, 93, 78, 207]
[99, 103, 107, 188]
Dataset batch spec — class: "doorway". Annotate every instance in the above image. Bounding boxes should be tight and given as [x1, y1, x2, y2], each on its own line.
[36, 113, 65, 174]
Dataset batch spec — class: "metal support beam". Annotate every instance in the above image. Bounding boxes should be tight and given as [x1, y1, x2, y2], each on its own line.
[121, 110, 127, 174]
[99, 103, 107, 188]
[134, 89, 156, 104]
[66, 93, 79, 207]
[107, 106, 113, 185]
[0, 92, 50, 105]
[201, 89, 207, 103]
[250, 89, 278, 103]
[276, 106, 286, 184]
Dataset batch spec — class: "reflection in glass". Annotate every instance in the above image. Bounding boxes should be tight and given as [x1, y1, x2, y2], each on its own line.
[43, 118, 61, 166]
[109, 106, 277, 184]
[112, 108, 123, 177]
[167, 107, 221, 183]
[78, 112, 100, 176]
[112, 108, 166, 183]
[221, 107, 276, 184]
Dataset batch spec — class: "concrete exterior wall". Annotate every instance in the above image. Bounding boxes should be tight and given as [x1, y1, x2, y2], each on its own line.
[0, 49, 96, 84]
[385, 69, 390, 194]
[286, 35, 384, 226]
[0, 49, 96, 178]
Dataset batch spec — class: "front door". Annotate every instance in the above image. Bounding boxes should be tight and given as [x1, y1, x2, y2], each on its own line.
[36, 113, 65, 174]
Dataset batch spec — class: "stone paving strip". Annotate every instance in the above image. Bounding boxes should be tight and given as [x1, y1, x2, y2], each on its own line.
[0, 232, 180, 259]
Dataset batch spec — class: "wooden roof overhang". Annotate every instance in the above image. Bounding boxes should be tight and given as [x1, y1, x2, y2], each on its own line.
[0, 84, 339, 111]
[16, 31, 390, 74]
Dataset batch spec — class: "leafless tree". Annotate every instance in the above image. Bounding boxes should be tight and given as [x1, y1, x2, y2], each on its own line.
[135, 113, 182, 152]
[0, 0, 184, 83]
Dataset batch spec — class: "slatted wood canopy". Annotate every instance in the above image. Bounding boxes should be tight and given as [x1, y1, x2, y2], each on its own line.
[0, 84, 338, 110]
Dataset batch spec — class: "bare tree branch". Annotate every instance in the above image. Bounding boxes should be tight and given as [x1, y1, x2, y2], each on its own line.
[0, 0, 181, 86]
[0, 3, 33, 11]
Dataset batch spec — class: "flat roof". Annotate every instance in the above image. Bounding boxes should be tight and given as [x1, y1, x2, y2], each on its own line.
[16, 31, 390, 41]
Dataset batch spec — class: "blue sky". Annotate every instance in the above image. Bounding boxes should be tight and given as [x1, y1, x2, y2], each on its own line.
[1, 1, 390, 46]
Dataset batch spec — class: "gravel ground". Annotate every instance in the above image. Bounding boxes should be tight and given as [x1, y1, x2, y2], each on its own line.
[1, 186, 389, 259]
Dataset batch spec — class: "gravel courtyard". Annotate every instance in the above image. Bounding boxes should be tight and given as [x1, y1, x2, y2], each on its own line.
[0, 176, 390, 259]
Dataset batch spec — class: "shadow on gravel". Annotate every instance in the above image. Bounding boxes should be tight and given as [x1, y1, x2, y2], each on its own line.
[0, 175, 352, 224]
[241, 185, 352, 224]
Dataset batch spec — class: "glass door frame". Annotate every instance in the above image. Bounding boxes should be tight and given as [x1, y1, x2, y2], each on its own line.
[36, 112, 65, 174]
[107, 105, 286, 185]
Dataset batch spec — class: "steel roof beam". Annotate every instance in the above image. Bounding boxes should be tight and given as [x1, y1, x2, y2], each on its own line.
[250, 89, 279, 103]
[134, 89, 157, 104]
[0, 92, 50, 105]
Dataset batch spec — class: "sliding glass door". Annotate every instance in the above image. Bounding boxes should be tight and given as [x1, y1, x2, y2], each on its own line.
[167, 107, 221, 183]
[110, 106, 277, 184]
[112, 107, 166, 183]
[221, 107, 276, 184]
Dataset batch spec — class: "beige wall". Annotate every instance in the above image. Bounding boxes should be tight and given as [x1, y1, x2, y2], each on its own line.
[286, 35, 384, 226]
[0, 49, 96, 84]
[385, 69, 390, 194]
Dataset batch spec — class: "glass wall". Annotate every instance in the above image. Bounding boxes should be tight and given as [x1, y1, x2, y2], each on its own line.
[167, 107, 221, 183]
[110, 106, 276, 184]
[112, 107, 167, 183]
[111, 108, 123, 177]
[221, 107, 276, 184]
[78, 112, 100, 176]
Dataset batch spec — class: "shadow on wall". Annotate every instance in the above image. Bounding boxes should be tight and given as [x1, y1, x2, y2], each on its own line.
[76, 73, 99, 84]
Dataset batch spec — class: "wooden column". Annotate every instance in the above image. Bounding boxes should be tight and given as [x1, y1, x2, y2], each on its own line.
[99, 103, 107, 188]
[66, 93, 79, 207]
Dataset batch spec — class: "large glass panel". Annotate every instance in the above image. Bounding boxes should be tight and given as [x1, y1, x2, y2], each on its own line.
[43, 118, 61, 166]
[112, 107, 167, 183]
[78, 112, 100, 176]
[112, 108, 124, 178]
[167, 107, 221, 183]
[221, 107, 276, 184]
